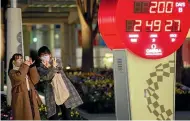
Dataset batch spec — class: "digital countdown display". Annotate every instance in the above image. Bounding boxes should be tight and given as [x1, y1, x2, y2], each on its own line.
[126, 20, 181, 32]
[126, 1, 182, 32]
[115, 0, 190, 59]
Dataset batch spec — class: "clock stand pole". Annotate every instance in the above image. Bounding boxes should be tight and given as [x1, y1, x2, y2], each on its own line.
[113, 49, 176, 120]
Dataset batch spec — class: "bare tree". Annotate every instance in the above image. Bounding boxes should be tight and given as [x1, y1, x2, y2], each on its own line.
[76, 0, 99, 72]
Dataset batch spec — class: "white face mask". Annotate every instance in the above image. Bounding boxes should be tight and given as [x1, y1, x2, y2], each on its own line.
[41, 55, 50, 62]
[13, 60, 23, 70]
[14, 60, 23, 67]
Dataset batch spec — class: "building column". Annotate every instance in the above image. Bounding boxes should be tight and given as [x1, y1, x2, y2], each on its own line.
[49, 24, 55, 56]
[7, 1, 24, 105]
[23, 25, 32, 56]
[35, 25, 43, 50]
[61, 24, 69, 68]
[69, 24, 77, 68]
[1, 8, 5, 91]
[1, 9, 5, 60]
[61, 23, 76, 68]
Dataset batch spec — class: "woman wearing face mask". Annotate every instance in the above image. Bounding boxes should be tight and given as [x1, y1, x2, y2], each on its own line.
[36, 46, 83, 120]
[8, 53, 42, 120]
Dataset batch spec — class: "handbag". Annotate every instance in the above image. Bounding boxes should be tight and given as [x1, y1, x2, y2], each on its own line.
[51, 73, 70, 105]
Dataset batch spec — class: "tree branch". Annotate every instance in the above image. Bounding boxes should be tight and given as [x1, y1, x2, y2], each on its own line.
[92, 22, 99, 41]
[92, 0, 98, 20]
[76, 0, 87, 26]
[90, 0, 95, 18]
[76, 0, 84, 14]
[87, 0, 91, 22]
[84, 0, 87, 13]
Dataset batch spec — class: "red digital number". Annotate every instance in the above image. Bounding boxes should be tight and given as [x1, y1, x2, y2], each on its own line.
[166, 2, 174, 13]
[149, 1, 157, 13]
[158, 2, 165, 13]
[174, 20, 181, 32]
[150, 1, 174, 13]
[165, 20, 173, 31]
[134, 20, 142, 32]
[154, 20, 161, 31]
[146, 20, 161, 32]
[146, 20, 153, 31]
[165, 20, 181, 32]
[129, 20, 181, 32]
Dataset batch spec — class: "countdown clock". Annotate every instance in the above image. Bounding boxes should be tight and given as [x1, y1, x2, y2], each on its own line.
[115, 0, 190, 59]
[98, 0, 125, 49]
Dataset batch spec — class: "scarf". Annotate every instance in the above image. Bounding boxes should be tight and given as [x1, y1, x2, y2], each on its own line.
[13, 64, 30, 91]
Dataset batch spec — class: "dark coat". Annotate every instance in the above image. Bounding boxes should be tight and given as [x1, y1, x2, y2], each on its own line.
[9, 64, 42, 120]
[37, 59, 83, 118]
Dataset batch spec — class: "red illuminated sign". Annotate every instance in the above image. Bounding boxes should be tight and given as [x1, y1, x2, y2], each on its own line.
[98, 0, 190, 59]
[98, 0, 125, 49]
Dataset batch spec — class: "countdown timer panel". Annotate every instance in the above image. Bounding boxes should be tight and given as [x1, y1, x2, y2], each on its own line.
[116, 0, 190, 59]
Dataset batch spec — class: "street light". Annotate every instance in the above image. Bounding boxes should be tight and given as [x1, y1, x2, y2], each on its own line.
[33, 37, 38, 43]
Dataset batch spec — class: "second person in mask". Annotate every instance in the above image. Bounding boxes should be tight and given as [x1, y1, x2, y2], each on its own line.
[36, 46, 83, 120]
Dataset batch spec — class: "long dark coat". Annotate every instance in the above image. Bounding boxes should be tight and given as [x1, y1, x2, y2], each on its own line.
[37, 59, 83, 118]
[9, 64, 42, 120]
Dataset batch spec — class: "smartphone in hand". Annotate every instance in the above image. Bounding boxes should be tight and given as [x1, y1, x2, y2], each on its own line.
[25, 56, 30, 61]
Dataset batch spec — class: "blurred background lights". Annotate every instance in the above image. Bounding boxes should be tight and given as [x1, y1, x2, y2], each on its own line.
[33, 37, 38, 43]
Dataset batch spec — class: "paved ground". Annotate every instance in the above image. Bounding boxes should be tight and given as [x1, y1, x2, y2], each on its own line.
[2, 86, 190, 120]
[76, 108, 190, 120]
